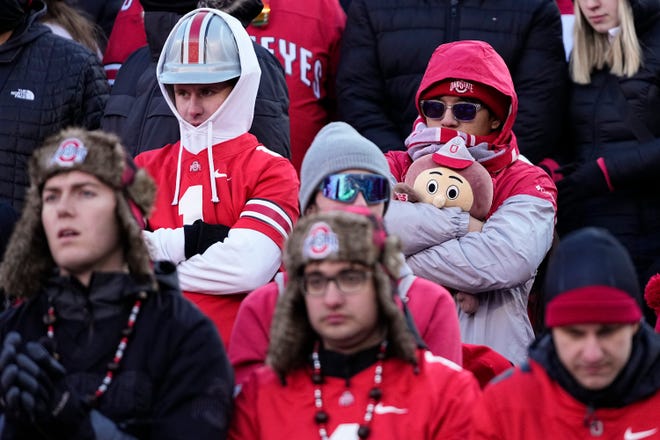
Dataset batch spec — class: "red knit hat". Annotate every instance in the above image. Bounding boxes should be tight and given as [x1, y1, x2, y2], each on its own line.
[421, 79, 510, 122]
[544, 228, 642, 327]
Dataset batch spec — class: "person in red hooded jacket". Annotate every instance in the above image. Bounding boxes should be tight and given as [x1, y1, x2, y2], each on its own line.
[385, 40, 557, 366]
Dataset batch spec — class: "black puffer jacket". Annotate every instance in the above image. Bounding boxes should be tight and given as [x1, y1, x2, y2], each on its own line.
[0, 201, 17, 264]
[65, 0, 123, 41]
[336, 0, 567, 164]
[0, 263, 234, 439]
[0, 0, 109, 212]
[101, 10, 291, 159]
[564, 0, 660, 289]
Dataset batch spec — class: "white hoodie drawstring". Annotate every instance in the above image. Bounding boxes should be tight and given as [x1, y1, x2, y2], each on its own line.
[207, 119, 219, 203]
[171, 120, 220, 205]
[171, 142, 184, 205]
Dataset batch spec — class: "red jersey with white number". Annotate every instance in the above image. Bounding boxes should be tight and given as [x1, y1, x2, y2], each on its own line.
[135, 133, 299, 346]
[248, 0, 346, 173]
[230, 350, 479, 439]
[472, 360, 660, 439]
[135, 10, 300, 348]
[137, 133, 297, 245]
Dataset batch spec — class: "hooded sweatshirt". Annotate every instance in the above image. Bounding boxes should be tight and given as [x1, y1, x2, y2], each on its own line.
[134, 9, 300, 347]
[385, 40, 557, 365]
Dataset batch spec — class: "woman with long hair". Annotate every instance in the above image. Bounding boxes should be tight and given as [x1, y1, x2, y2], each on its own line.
[557, 0, 660, 326]
[40, 0, 104, 58]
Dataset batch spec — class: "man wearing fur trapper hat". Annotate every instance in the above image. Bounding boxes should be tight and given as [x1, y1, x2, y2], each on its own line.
[0, 128, 233, 438]
[230, 210, 479, 439]
[472, 227, 660, 439]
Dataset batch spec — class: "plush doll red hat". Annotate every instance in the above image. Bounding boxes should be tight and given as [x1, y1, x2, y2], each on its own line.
[393, 136, 493, 220]
[644, 273, 660, 332]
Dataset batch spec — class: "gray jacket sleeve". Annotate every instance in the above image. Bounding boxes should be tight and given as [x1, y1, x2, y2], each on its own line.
[395, 195, 555, 293]
[384, 201, 469, 256]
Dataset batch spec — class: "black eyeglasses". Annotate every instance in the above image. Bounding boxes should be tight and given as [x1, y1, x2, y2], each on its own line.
[318, 174, 390, 205]
[303, 269, 373, 297]
[420, 100, 482, 122]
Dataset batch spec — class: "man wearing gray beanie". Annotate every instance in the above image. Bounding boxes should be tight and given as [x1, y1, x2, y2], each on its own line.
[228, 121, 463, 390]
[298, 121, 394, 215]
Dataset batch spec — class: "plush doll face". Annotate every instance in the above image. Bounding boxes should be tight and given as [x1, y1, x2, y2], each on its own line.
[395, 136, 494, 219]
[411, 166, 475, 211]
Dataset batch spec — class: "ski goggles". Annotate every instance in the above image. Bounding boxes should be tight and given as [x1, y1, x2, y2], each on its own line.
[318, 174, 390, 205]
[420, 100, 483, 122]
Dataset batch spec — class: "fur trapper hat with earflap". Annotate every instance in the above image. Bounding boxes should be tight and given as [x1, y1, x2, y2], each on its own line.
[267, 210, 418, 381]
[0, 128, 157, 298]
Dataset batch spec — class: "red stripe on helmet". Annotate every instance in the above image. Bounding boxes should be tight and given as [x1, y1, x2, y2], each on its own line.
[187, 11, 209, 64]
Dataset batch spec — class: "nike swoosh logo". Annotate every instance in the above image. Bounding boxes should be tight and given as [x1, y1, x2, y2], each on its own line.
[374, 403, 408, 415]
[624, 427, 658, 440]
[214, 170, 227, 179]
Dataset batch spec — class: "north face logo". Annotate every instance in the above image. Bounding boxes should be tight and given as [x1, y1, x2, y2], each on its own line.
[10, 89, 35, 101]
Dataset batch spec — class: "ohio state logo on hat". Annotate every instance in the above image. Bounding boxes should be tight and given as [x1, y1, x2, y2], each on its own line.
[50, 138, 88, 167]
[449, 80, 474, 94]
[303, 222, 339, 260]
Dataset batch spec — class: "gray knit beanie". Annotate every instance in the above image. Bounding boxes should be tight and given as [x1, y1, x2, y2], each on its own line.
[299, 122, 392, 213]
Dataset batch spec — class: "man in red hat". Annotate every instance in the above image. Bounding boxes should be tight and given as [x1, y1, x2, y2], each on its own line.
[471, 227, 660, 439]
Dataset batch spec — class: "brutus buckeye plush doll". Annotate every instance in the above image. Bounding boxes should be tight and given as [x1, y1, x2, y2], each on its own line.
[393, 136, 493, 314]
[393, 136, 493, 220]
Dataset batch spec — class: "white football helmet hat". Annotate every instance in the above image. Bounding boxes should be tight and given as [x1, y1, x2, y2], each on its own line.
[159, 8, 241, 84]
